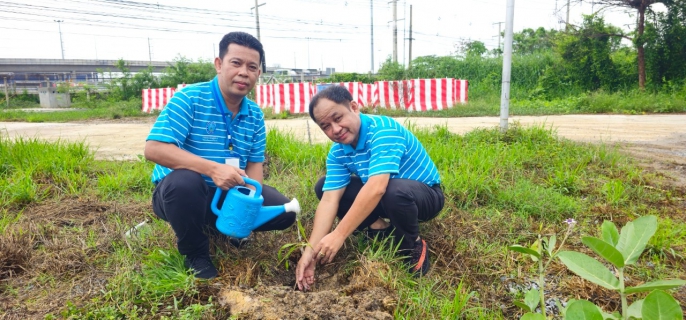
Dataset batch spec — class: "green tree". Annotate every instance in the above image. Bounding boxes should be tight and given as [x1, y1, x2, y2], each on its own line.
[513, 27, 559, 55]
[590, 0, 666, 90]
[555, 15, 622, 91]
[160, 56, 216, 88]
[644, 0, 686, 87]
[376, 57, 405, 80]
[107, 59, 159, 100]
[455, 40, 488, 58]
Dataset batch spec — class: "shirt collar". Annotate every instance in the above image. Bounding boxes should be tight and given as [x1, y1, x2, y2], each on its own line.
[341, 113, 369, 155]
[211, 76, 250, 117]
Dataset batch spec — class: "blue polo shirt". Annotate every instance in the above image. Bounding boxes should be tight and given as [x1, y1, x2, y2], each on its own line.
[322, 114, 440, 191]
[146, 76, 266, 186]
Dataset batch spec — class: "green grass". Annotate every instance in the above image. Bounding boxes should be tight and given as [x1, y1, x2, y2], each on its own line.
[0, 99, 154, 122]
[364, 90, 686, 118]
[3, 88, 685, 123]
[1, 124, 684, 319]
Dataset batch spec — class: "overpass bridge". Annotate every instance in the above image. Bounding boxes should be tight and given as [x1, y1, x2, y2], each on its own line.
[0, 58, 170, 74]
[0, 58, 171, 92]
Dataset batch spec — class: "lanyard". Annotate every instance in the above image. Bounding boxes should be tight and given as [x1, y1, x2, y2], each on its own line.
[211, 77, 235, 151]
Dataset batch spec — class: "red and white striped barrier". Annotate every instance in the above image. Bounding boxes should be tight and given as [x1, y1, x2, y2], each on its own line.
[407, 78, 469, 112]
[315, 82, 375, 108]
[375, 80, 410, 110]
[142, 87, 176, 113]
[255, 79, 467, 113]
[269, 83, 316, 114]
[144, 78, 469, 114]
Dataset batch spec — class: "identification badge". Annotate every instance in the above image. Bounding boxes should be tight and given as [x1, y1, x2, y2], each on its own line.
[224, 150, 240, 168]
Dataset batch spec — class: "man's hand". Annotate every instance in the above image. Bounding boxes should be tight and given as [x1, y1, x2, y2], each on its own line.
[313, 231, 346, 264]
[295, 249, 316, 291]
[210, 164, 247, 190]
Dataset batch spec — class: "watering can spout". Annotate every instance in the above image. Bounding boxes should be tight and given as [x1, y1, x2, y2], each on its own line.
[252, 198, 301, 230]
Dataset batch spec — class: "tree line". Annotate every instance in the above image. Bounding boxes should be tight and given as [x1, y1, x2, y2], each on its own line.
[100, 0, 684, 102]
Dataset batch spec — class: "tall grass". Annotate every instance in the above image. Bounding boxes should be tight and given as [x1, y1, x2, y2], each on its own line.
[0, 134, 154, 207]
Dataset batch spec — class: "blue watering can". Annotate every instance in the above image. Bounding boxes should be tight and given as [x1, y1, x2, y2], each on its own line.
[211, 177, 300, 239]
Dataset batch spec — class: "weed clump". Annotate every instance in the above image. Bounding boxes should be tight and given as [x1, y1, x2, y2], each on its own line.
[0, 231, 32, 279]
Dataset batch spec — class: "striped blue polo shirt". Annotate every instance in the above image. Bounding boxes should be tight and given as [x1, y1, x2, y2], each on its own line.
[146, 76, 266, 186]
[322, 114, 441, 191]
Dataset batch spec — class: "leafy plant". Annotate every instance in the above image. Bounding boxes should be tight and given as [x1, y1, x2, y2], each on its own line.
[508, 218, 577, 318]
[277, 219, 310, 270]
[557, 216, 685, 319]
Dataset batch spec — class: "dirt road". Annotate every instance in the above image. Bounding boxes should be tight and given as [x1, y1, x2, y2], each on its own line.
[1, 114, 683, 158]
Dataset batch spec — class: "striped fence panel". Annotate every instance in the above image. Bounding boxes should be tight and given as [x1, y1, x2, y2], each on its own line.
[407, 78, 469, 111]
[142, 87, 176, 113]
[145, 79, 469, 114]
[272, 83, 315, 114]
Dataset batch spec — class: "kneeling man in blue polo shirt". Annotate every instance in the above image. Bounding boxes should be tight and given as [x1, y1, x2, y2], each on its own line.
[144, 32, 295, 279]
[296, 85, 445, 291]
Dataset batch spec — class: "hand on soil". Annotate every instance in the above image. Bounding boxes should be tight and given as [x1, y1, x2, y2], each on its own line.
[296, 250, 316, 291]
[211, 164, 247, 190]
[313, 232, 345, 265]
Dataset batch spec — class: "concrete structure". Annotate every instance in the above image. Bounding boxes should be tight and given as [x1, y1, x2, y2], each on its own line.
[0, 58, 169, 73]
[38, 86, 71, 108]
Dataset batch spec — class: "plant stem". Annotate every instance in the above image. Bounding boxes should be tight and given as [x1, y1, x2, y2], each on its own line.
[539, 255, 546, 317]
[538, 234, 546, 317]
[619, 267, 627, 320]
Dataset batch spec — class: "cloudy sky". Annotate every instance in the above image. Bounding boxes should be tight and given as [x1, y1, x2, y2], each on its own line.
[0, 0, 657, 73]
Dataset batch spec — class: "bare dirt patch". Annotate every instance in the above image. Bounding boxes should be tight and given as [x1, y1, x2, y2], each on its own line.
[216, 259, 396, 319]
[0, 197, 150, 318]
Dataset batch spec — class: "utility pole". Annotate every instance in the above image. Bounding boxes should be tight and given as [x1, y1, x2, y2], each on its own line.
[493, 22, 503, 52]
[403, 0, 406, 67]
[251, 1, 267, 74]
[54, 20, 65, 59]
[408, 5, 413, 68]
[251, 0, 266, 41]
[3, 77, 8, 108]
[392, 0, 398, 63]
[500, 0, 515, 132]
[147, 38, 152, 63]
[370, 0, 374, 73]
[566, 0, 571, 31]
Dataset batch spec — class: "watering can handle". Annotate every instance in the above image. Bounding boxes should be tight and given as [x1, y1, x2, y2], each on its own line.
[242, 177, 262, 198]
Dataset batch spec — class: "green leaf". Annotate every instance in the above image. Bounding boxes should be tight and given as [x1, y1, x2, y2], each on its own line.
[582, 236, 625, 268]
[524, 289, 540, 312]
[530, 239, 542, 261]
[616, 216, 657, 265]
[601, 220, 620, 247]
[508, 245, 541, 259]
[626, 299, 643, 319]
[565, 300, 604, 320]
[625, 279, 686, 294]
[641, 290, 683, 320]
[547, 235, 557, 257]
[514, 301, 532, 312]
[558, 251, 620, 290]
[521, 313, 546, 320]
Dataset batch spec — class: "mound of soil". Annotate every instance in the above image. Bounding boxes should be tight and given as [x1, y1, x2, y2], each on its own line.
[217, 259, 397, 319]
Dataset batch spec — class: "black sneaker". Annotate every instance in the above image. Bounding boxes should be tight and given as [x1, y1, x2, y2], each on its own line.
[184, 255, 218, 279]
[408, 238, 430, 277]
[364, 225, 394, 241]
[229, 236, 251, 249]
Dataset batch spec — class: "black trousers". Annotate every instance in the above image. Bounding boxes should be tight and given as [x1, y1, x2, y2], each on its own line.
[314, 176, 444, 252]
[152, 169, 296, 257]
